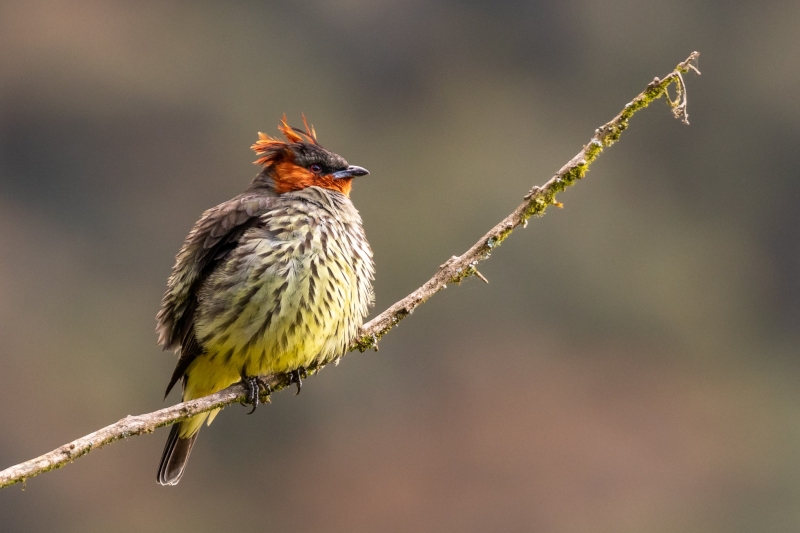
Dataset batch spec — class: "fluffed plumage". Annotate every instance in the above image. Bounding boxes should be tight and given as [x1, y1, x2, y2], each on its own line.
[155, 117, 374, 485]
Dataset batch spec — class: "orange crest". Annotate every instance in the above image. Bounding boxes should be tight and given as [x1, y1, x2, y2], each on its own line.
[251, 114, 318, 166]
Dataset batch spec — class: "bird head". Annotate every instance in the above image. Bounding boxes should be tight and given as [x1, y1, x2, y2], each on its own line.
[250, 115, 368, 196]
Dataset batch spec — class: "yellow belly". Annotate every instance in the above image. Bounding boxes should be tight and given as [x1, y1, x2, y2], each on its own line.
[178, 226, 366, 438]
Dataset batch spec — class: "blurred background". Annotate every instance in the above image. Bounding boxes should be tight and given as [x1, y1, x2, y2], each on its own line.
[1, 1, 799, 532]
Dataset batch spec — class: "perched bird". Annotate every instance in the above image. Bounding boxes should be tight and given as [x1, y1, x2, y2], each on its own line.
[155, 116, 374, 485]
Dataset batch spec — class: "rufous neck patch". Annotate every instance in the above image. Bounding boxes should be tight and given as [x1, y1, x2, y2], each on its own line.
[270, 161, 352, 196]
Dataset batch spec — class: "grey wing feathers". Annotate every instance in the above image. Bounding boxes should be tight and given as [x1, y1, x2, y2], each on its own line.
[156, 194, 275, 396]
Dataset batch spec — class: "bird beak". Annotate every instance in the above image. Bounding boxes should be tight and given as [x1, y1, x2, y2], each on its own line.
[331, 165, 369, 179]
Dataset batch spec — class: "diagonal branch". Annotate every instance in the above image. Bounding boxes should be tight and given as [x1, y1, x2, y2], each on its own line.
[0, 51, 701, 490]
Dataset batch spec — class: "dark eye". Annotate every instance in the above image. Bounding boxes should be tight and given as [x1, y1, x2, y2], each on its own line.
[309, 164, 322, 174]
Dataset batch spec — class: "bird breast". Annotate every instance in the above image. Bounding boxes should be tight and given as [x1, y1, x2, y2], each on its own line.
[193, 187, 374, 377]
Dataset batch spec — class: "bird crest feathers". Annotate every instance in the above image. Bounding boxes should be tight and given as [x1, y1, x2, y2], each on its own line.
[251, 114, 318, 166]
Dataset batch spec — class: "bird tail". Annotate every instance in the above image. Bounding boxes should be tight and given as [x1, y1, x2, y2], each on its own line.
[156, 423, 199, 485]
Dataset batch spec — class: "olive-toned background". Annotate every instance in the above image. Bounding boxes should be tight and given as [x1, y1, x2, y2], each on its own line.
[2, 1, 799, 532]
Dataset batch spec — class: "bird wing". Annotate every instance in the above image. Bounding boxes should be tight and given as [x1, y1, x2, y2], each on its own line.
[156, 194, 275, 398]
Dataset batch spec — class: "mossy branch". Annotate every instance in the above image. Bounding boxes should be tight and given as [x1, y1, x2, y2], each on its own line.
[0, 52, 700, 490]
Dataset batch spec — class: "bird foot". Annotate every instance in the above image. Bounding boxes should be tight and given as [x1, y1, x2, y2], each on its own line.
[241, 375, 270, 414]
[288, 367, 307, 395]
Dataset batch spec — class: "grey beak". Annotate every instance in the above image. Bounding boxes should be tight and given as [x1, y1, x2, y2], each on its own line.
[331, 165, 369, 179]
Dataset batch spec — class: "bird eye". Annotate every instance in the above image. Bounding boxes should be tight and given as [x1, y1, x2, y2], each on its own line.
[309, 164, 322, 174]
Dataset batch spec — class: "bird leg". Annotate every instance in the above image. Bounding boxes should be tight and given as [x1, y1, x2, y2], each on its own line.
[288, 367, 307, 395]
[243, 376, 260, 414]
[240, 373, 271, 414]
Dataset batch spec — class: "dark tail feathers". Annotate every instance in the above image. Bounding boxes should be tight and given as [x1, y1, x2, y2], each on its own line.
[157, 424, 199, 485]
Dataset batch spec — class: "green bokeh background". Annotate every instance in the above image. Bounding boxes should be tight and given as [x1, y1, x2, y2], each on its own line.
[1, 1, 799, 531]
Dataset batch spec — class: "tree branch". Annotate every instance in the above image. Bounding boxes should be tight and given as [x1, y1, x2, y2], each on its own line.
[0, 52, 700, 490]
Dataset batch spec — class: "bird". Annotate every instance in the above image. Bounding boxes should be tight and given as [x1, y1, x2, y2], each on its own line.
[154, 116, 375, 485]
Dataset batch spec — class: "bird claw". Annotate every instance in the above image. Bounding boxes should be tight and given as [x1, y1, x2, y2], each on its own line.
[241, 375, 270, 414]
[288, 367, 307, 395]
